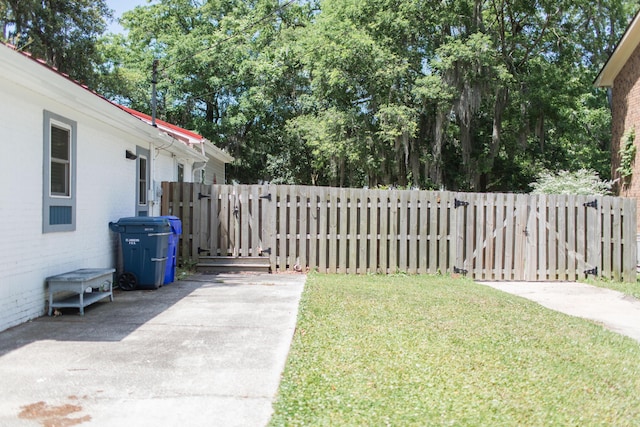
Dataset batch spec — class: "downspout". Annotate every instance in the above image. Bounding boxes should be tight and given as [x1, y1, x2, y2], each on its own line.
[150, 140, 156, 215]
[192, 139, 208, 183]
[193, 161, 206, 184]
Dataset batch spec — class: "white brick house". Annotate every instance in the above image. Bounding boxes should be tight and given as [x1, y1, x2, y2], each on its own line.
[0, 43, 232, 331]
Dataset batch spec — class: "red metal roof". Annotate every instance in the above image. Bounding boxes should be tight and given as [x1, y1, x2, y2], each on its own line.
[115, 105, 205, 145]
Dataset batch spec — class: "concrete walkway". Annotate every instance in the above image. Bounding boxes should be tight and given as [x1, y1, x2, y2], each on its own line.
[478, 281, 640, 344]
[0, 273, 305, 427]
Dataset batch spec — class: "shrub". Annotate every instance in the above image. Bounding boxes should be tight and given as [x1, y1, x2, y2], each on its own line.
[530, 169, 612, 195]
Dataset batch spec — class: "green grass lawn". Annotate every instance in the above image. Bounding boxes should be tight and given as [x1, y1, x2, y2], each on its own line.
[585, 277, 640, 300]
[269, 274, 640, 426]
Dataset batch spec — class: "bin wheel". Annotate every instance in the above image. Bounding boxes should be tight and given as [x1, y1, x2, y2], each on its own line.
[118, 272, 138, 291]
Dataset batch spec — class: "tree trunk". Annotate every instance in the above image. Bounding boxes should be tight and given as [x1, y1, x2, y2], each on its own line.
[429, 109, 446, 188]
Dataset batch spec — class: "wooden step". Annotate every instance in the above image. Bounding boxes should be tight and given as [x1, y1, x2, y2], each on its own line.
[196, 256, 271, 273]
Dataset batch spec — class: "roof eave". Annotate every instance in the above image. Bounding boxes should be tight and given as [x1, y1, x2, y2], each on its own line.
[595, 10, 640, 88]
[156, 132, 208, 162]
[203, 140, 235, 163]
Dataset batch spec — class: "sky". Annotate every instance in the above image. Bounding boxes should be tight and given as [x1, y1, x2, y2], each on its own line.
[105, 0, 150, 34]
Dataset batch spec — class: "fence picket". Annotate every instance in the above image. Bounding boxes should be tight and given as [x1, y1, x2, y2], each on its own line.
[566, 195, 577, 281]
[390, 190, 400, 272]
[368, 191, 379, 274]
[547, 195, 557, 281]
[278, 186, 288, 271]
[359, 190, 369, 273]
[430, 193, 440, 274]
[182, 182, 193, 262]
[502, 194, 515, 281]
[475, 194, 486, 279]
[601, 197, 612, 278]
[623, 198, 637, 282]
[299, 187, 309, 272]
[418, 192, 429, 274]
[379, 191, 389, 274]
[289, 186, 299, 270]
[537, 195, 548, 281]
[328, 188, 338, 273]
[318, 187, 329, 273]
[493, 194, 504, 281]
[512, 195, 526, 280]
[249, 186, 259, 256]
[576, 195, 587, 280]
[349, 189, 358, 274]
[586, 196, 601, 279]
[612, 197, 622, 281]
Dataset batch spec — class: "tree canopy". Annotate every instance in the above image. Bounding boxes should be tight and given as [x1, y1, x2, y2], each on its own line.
[1, 0, 112, 87]
[5, 0, 636, 190]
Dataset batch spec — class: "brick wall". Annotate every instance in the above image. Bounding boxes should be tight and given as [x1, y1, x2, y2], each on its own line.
[612, 42, 640, 232]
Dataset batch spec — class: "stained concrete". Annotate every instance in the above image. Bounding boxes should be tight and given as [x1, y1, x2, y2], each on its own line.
[0, 273, 305, 427]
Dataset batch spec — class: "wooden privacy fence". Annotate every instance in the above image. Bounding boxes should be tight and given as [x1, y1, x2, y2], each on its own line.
[161, 183, 637, 282]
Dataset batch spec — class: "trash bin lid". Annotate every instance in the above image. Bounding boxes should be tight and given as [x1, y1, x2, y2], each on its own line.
[112, 216, 171, 232]
[160, 216, 182, 235]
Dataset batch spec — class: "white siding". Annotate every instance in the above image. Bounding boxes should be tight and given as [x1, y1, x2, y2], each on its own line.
[0, 71, 190, 332]
[204, 157, 226, 184]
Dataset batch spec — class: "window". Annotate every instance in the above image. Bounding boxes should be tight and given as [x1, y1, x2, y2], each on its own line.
[43, 111, 77, 232]
[177, 163, 184, 182]
[138, 155, 147, 205]
[50, 125, 70, 196]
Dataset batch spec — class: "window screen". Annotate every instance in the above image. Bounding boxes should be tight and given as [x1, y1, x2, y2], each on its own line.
[50, 125, 70, 196]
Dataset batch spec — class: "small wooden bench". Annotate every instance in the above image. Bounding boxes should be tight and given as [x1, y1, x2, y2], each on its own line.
[46, 268, 115, 316]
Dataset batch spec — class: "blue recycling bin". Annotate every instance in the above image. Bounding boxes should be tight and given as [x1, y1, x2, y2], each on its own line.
[161, 216, 182, 284]
[109, 217, 171, 290]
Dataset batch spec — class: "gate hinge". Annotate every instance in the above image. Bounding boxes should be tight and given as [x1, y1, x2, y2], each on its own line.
[260, 193, 272, 202]
[583, 199, 598, 209]
[584, 267, 598, 276]
[198, 192, 211, 200]
[453, 266, 468, 275]
[260, 247, 272, 255]
[198, 247, 210, 255]
[454, 199, 469, 208]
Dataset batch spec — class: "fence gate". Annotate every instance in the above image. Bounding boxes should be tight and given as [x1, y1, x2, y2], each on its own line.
[454, 193, 604, 281]
[160, 182, 274, 267]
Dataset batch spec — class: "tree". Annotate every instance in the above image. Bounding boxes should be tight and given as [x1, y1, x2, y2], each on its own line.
[95, 0, 637, 190]
[1, 0, 112, 86]
[96, 0, 316, 183]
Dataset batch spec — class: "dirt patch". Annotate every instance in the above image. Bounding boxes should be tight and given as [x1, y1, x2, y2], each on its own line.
[18, 399, 91, 427]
